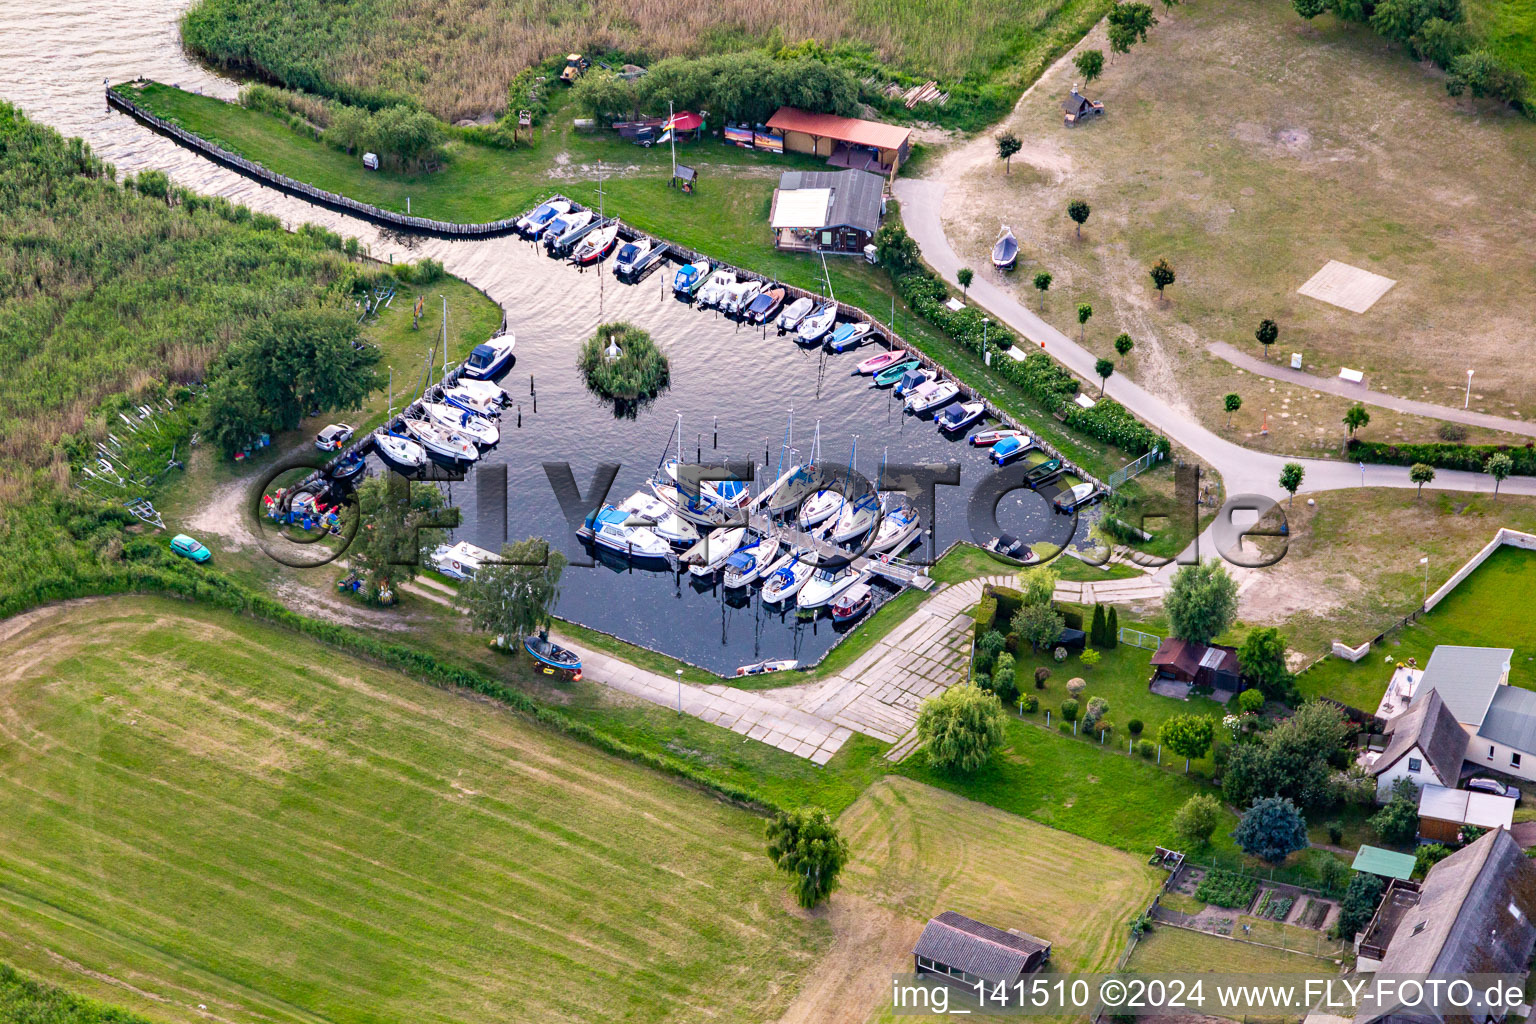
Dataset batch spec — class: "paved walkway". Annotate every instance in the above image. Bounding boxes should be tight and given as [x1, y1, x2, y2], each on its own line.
[1208, 341, 1536, 438]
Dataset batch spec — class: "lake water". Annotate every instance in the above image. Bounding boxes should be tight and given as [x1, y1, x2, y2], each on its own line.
[0, 0, 1083, 672]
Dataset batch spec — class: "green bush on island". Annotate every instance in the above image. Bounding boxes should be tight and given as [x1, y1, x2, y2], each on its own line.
[577, 322, 671, 411]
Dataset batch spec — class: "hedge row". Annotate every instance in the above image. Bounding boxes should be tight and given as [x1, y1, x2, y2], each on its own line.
[894, 268, 1168, 458]
[1347, 438, 1536, 476]
[7, 566, 789, 817]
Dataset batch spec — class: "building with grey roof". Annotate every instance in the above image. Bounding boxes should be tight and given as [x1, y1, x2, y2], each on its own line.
[770, 169, 885, 254]
[912, 911, 1050, 987]
[1417, 645, 1513, 727]
[1369, 688, 1469, 802]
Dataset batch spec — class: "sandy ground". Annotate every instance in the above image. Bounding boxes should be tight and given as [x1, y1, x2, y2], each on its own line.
[773, 896, 923, 1024]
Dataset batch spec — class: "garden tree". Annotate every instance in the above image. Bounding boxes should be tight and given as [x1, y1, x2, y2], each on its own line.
[1237, 626, 1295, 700]
[1114, 332, 1135, 358]
[1074, 49, 1106, 84]
[458, 537, 567, 641]
[978, 629, 1008, 667]
[1446, 49, 1529, 106]
[1221, 700, 1350, 810]
[1090, 604, 1108, 646]
[1017, 564, 1060, 607]
[1013, 601, 1067, 651]
[1414, 843, 1452, 877]
[1410, 462, 1436, 498]
[1107, 1, 1158, 53]
[1255, 318, 1279, 360]
[1159, 713, 1216, 771]
[1095, 357, 1115, 395]
[1293, 0, 1330, 16]
[997, 132, 1023, 174]
[957, 267, 974, 298]
[1223, 393, 1242, 427]
[917, 684, 1008, 773]
[1414, 17, 1473, 67]
[205, 306, 379, 456]
[1319, 854, 1350, 894]
[1233, 796, 1310, 864]
[1172, 793, 1222, 848]
[874, 223, 922, 277]
[1033, 271, 1053, 311]
[1067, 199, 1091, 239]
[1061, 698, 1080, 722]
[1279, 462, 1305, 507]
[1334, 872, 1386, 939]
[1149, 258, 1176, 299]
[1238, 688, 1266, 714]
[1106, 606, 1119, 647]
[1077, 302, 1093, 341]
[991, 652, 1018, 702]
[1486, 452, 1513, 497]
[1080, 648, 1102, 669]
[344, 475, 452, 598]
[1370, 778, 1421, 845]
[1343, 403, 1370, 440]
[765, 808, 850, 908]
[1165, 561, 1238, 646]
[1083, 695, 1110, 727]
[570, 70, 640, 122]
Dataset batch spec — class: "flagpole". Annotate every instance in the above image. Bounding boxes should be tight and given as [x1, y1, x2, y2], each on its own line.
[669, 100, 676, 180]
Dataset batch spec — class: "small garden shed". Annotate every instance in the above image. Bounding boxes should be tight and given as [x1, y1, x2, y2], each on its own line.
[912, 911, 1050, 987]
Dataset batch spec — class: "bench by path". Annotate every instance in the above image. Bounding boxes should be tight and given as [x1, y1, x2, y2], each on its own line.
[1208, 340, 1534, 438]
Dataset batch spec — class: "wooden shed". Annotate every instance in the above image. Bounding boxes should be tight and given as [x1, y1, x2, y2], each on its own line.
[912, 911, 1050, 987]
[765, 107, 912, 179]
[1416, 784, 1516, 843]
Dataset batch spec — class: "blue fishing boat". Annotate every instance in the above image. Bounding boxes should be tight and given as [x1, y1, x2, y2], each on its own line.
[523, 631, 582, 679]
[674, 260, 711, 295]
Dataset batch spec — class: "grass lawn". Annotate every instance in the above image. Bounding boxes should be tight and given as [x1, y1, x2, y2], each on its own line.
[1297, 543, 1536, 709]
[937, 0, 1536, 439]
[1466, 0, 1536, 83]
[1125, 925, 1336, 974]
[0, 598, 829, 1024]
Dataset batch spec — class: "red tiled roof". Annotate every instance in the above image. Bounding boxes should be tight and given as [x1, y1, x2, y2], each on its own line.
[765, 107, 911, 151]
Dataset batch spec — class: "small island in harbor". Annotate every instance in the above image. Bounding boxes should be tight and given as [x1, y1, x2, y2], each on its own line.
[576, 321, 670, 415]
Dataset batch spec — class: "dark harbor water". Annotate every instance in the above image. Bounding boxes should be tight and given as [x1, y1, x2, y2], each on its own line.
[450, 241, 1082, 673]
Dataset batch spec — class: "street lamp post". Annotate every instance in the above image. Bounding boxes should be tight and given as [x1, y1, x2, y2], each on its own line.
[1465, 369, 1474, 410]
[675, 668, 683, 715]
[982, 317, 991, 367]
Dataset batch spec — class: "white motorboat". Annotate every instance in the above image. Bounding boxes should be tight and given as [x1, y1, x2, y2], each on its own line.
[431, 540, 498, 579]
[760, 553, 815, 604]
[735, 659, 798, 677]
[937, 401, 986, 433]
[720, 280, 763, 315]
[797, 567, 864, 610]
[543, 209, 593, 249]
[516, 199, 571, 237]
[696, 269, 737, 307]
[459, 334, 516, 379]
[722, 533, 782, 588]
[892, 367, 933, 398]
[685, 527, 747, 576]
[776, 296, 815, 331]
[583, 504, 672, 560]
[374, 432, 428, 473]
[869, 499, 922, 553]
[906, 379, 960, 414]
[443, 378, 507, 413]
[828, 490, 882, 544]
[617, 490, 699, 548]
[673, 260, 711, 295]
[824, 321, 874, 353]
[402, 417, 478, 462]
[796, 303, 837, 344]
[1053, 481, 1102, 512]
[614, 237, 652, 275]
[420, 401, 498, 446]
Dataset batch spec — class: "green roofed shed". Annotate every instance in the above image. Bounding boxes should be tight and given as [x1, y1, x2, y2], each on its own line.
[1352, 845, 1417, 881]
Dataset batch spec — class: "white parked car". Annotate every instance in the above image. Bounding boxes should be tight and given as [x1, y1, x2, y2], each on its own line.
[315, 423, 354, 450]
[1467, 777, 1522, 802]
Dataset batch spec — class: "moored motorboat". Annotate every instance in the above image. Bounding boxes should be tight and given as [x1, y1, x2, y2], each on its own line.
[892, 367, 933, 398]
[582, 504, 673, 560]
[373, 431, 428, 473]
[990, 433, 1035, 465]
[618, 489, 699, 548]
[542, 209, 593, 249]
[673, 259, 711, 296]
[515, 199, 571, 238]
[776, 296, 815, 331]
[992, 224, 1018, 270]
[969, 427, 1022, 447]
[444, 378, 508, 412]
[685, 527, 747, 576]
[735, 658, 798, 677]
[1053, 481, 1102, 512]
[570, 222, 620, 265]
[746, 286, 786, 324]
[937, 401, 986, 433]
[830, 582, 873, 624]
[420, 400, 498, 446]
[403, 417, 478, 462]
[825, 321, 874, 353]
[460, 334, 516, 379]
[797, 567, 863, 610]
[696, 269, 737, 307]
[1023, 458, 1064, 486]
[873, 359, 922, 388]
[760, 554, 815, 604]
[720, 280, 763, 315]
[796, 303, 837, 344]
[614, 237, 652, 275]
[906, 378, 960, 414]
[855, 349, 906, 375]
[523, 631, 582, 679]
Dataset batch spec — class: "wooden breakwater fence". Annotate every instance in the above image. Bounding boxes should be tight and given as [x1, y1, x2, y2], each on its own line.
[106, 83, 521, 238]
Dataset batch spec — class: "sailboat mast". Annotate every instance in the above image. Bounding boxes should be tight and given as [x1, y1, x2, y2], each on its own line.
[669, 100, 676, 180]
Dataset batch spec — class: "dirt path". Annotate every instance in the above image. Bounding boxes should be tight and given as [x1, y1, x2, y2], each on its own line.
[773, 895, 922, 1024]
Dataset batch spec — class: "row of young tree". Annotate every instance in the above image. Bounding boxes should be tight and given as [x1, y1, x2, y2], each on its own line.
[238, 84, 448, 169]
[570, 51, 861, 125]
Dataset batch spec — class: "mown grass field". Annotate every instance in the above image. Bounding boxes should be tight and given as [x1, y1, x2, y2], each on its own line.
[1124, 924, 1336, 974]
[939, 0, 1536, 440]
[0, 598, 828, 1024]
[1466, 0, 1536, 82]
[1297, 542, 1536, 709]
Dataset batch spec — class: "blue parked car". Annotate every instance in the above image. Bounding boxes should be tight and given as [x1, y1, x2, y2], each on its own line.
[170, 534, 211, 563]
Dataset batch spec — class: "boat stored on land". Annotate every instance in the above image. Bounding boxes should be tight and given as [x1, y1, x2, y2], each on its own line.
[992, 225, 1018, 270]
[776, 296, 815, 331]
[873, 359, 922, 387]
[432, 540, 498, 579]
[460, 335, 516, 379]
[855, 349, 906, 375]
[746, 287, 786, 324]
[673, 260, 711, 295]
[1053, 481, 1103, 513]
[825, 321, 874, 353]
[937, 401, 985, 433]
[796, 303, 837, 344]
[989, 433, 1034, 465]
[1023, 458, 1063, 486]
[736, 658, 797, 677]
[523, 632, 582, 679]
